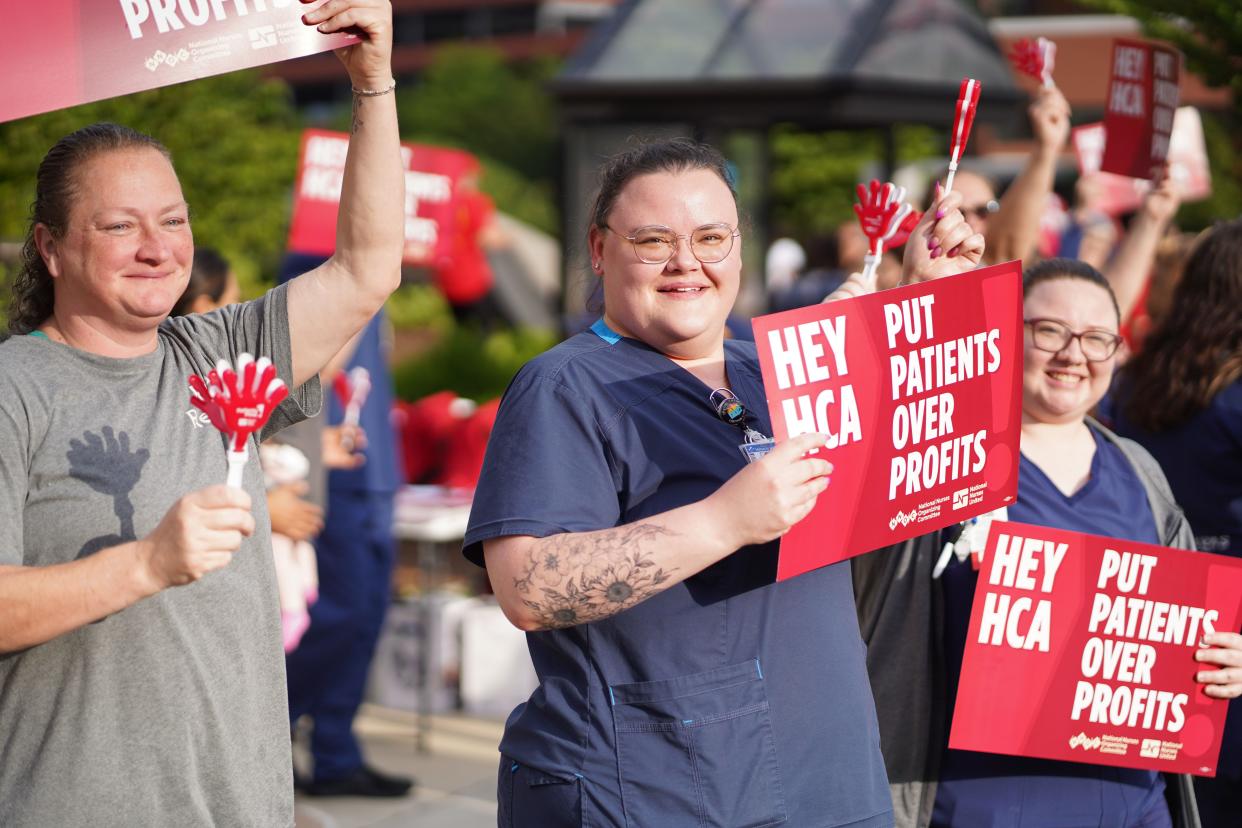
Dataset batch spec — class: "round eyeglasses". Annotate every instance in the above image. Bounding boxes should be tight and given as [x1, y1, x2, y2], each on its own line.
[1024, 318, 1123, 362]
[606, 223, 740, 265]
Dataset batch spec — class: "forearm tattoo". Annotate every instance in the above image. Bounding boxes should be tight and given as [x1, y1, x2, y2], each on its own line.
[514, 524, 676, 629]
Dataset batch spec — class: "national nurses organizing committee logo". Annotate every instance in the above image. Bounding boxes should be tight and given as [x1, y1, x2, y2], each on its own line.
[888, 509, 919, 531]
[144, 48, 191, 72]
[249, 25, 277, 49]
[1068, 732, 1102, 751]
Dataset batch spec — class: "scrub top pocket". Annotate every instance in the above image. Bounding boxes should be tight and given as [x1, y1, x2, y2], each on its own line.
[498, 756, 583, 828]
[609, 659, 788, 828]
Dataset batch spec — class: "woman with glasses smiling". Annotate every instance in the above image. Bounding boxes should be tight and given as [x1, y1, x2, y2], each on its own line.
[852, 257, 1242, 828]
[462, 138, 983, 827]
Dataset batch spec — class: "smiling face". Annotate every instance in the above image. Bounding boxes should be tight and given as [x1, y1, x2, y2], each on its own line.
[588, 168, 740, 360]
[1022, 277, 1121, 425]
[39, 147, 192, 336]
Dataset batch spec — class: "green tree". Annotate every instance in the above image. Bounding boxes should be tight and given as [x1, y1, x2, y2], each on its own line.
[769, 125, 940, 241]
[1075, 0, 1242, 226]
[0, 70, 303, 304]
[393, 45, 560, 235]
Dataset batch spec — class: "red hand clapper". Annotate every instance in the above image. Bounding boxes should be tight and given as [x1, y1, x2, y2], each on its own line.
[1009, 37, 1056, 88]
[188, 353, 289, 487]
[854, 180, 914, 285]
[945, 78, 982, 195]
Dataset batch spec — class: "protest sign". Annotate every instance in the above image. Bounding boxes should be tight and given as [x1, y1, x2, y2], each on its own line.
[1072, 108, 1211, 216]
[950, 521, 1242, 776]
[287, 129, 481, 267]
[2, 1, 356, 125]
[751, 261, 1023, 580]
[1100, 39, 1181, 180]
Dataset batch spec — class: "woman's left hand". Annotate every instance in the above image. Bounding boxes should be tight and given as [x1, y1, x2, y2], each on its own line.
[1195, 631, 1242, 699]
[302, 0, 394, 89]
[901, 185, 986, 285]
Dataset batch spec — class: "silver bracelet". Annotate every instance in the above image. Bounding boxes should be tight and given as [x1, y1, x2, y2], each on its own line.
[351, 80, 396, 97]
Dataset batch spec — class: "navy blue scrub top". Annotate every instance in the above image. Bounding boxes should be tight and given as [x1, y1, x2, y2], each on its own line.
[934, 427, 1169, 828]
[1110, 380, 1242, 781]
[464, 323, 892, 828]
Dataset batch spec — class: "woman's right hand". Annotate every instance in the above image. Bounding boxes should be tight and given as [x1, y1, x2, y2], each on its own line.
[711, 433, 833, 548]
[138, 486, 256, 589]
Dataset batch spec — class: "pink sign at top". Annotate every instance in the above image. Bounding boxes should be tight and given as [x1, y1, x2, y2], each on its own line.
[1100, 39, 1181, 180]
[1, 1, 357, 124]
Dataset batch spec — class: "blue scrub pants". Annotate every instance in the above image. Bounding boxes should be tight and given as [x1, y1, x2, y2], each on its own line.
[286, 490, 396, 781]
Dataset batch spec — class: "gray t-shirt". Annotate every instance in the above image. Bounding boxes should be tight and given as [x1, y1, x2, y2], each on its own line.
[0, 284, 321, 827]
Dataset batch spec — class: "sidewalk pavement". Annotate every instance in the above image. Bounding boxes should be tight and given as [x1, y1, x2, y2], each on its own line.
[294, 706, 502, 828]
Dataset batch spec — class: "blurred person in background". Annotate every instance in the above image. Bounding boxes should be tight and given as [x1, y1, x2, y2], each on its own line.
[1110, 218, 1242, 827]
[280, 249, 410, 799]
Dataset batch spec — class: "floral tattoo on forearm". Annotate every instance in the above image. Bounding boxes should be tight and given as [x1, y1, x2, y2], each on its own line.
[514, 524, 676, 629]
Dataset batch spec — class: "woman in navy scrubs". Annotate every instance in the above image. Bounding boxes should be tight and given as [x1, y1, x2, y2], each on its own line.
[1110, 220, 1242, 828]
[465, 139, 984, 827]
[853, 259, 1242, 828]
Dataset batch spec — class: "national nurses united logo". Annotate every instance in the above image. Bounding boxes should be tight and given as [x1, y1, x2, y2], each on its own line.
[249, 25, 277, 49]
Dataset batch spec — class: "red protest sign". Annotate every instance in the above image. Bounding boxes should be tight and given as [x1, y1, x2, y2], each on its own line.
[287, 129, 481, 267]
[752, 262, 1023, 580]
[1, 2, 356, 125]
[1100, 39, 1181, 180]
[1072, 108, 1212, 216]
[950, 521, 1242, 776]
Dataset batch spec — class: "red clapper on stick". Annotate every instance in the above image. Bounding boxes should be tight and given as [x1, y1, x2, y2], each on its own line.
[944, 78, 982, 195]
[854, 180, 914, 285]
[1009, 37, 1056, 88]
[332, 366, 371, 451]
[188, 354, 289, 488]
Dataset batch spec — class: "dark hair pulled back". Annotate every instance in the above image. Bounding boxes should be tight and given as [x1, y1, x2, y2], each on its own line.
[588, 138, 736, 230]
[1022, 257, 1121, 324]
[8, 123, 170, 334]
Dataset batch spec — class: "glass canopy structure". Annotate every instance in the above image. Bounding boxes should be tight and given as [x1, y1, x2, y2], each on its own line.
[552, 0, 1025, 318]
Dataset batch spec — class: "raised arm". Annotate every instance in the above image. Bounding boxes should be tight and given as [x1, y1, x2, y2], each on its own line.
[485, 434, 831, 631]
[1104, 171, 1180, 322]
[286, 0, 404, 387]
[986, 86, 1071, 265]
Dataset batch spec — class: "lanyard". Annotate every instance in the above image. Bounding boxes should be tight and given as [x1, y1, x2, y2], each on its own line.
[709, 387, 770, 444]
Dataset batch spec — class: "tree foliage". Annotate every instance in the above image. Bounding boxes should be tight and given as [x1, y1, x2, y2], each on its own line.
[1075, 0, 1242, 102]
[395, 45, 560, 235]
[0, 71, 303, 299]
[769, 125, 940, 240]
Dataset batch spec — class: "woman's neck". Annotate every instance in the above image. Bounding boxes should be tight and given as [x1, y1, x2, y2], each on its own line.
[41, 311, 159, 358]
[1020, 414, 1097, 497]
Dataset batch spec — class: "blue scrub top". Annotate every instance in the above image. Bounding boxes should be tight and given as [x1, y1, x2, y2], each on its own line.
[464, 325, 892, 828]
[1110, 380, 1242, 781]
[934, 427, 1169, 828]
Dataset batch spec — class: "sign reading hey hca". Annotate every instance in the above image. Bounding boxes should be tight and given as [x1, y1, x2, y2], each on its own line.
[1101, 38, 1182, 180]
[287, 129, 481, 267]
[751, 261, 1023, 580]
[1073, 107, 1211, 216]
[1, 1, 355, 124]
[950, 521, 1242, 776]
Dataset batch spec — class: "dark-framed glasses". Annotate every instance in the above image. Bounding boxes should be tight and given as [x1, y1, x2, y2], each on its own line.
[607, 223, 740, 265]
[1024, 318, 1123, 362]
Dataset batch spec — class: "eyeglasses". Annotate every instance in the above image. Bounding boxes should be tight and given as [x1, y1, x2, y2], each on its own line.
[963, 200, 1000, 221]
[605, 223, 740, 265]
[1024, 318, 1123, 362]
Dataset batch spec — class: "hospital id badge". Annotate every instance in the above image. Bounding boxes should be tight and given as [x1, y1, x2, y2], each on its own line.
[738, 437, 775, 464]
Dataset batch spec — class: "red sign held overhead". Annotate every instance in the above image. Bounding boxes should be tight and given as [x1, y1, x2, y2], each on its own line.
[1101, 39, 1182, 180]
[1072, 108, 1212, 216]
[1, 1, 356, 124]
[950, 521, 1242, 776]
[287, 128, 482, 268]
[751, 262, 1024, 580]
